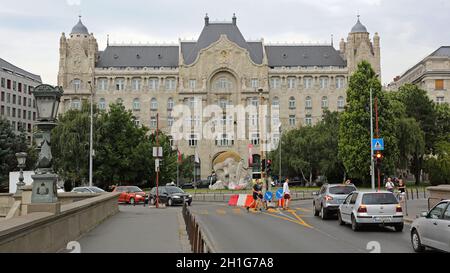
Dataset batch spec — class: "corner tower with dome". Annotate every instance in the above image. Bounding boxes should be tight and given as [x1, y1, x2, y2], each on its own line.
[57, 15, 381, 180]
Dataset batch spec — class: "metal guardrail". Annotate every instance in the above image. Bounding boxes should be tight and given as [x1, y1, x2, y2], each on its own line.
[182, 203, 213, 253]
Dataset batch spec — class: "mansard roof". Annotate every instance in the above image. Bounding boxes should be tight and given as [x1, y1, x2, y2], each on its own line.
[265, 45, 346, 67]
[430, 46, 450, 57]
[97, 45, 179, 68]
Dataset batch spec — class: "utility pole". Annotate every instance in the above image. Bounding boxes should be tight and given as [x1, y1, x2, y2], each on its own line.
[258, 88, 265, 191]
[370, 87, 375, 191]
[375, 97, 380, 192]
[156, 113, 160, 208]
[279, 125, 282, 184]
[88, 81, 94, 188]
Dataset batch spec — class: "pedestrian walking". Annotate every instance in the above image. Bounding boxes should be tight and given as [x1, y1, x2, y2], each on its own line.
[247, 179, 264, 212]
[282, 178, 291, 210]
[397, 178, 406, 201]
[385, 177, 395, 193]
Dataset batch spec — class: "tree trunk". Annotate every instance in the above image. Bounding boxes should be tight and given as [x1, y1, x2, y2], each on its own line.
[412, 153, 422, 185]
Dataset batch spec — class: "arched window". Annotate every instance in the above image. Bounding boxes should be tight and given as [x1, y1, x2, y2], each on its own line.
[150, 98, 158, 110]
[305, 96, 312, 109]
[73, 79, 81, 91]
[338, 96, 345, 109]
[133, 98, 140, 111]
[321, 96, 328, 109]
[167, 98, 174, 110]
[289, 97, 296, 109]
[71, 98, 81, 110]
[272, 97, 279, 108]
[98, 98, 106, 110]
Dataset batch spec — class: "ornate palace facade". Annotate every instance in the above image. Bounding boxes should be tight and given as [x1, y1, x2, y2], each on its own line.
[57, 15, 381, 179]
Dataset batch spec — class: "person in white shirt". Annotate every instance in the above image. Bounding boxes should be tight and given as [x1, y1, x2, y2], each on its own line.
[385, 177, 395, 193]
[283, 178, 291, 210]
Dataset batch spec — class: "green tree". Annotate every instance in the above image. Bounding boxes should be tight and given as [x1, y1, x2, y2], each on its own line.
[338, 61, 398, 184]
[424, 141, 450, 186]
[0, 118, 34, 192]
[395, 117, 425, 178]
[52, 104, 98, 189]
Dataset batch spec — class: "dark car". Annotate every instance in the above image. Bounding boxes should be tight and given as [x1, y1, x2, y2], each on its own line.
[149, 185, 192, 206]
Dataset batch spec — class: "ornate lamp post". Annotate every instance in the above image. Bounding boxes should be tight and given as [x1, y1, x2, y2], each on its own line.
[30, 84, 63, 203]
[15, 152, 27, 195]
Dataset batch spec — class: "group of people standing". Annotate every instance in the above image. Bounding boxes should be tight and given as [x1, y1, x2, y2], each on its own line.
[246, 177, 291, 212]
[384, 177, 406, 194]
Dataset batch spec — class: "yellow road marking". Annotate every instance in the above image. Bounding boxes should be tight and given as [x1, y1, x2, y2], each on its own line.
[290, 211, 313, 229]
[232, 208, 242, 214]
[296, 207, 312, 212]
[216, 209, 227, 215]
[261, 211, 308, 226]
[198, 209, 209, 215]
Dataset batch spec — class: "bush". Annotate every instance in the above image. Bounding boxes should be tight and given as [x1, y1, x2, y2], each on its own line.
[424, 141, 450, 186]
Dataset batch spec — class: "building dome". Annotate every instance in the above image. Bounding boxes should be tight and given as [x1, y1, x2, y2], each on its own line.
[71, 17, 89, 35]
[350, 16, 368, 33]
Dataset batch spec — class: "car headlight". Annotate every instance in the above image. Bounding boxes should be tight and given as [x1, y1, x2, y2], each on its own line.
[173, 196, 180, 199]
[188, 195, 192, 198]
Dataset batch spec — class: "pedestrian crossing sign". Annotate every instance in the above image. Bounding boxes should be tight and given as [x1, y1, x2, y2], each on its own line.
[372, 138, 384, 151]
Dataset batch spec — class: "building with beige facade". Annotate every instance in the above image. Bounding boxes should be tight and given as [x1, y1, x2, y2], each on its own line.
[388, 46, 450, 105]
[57, 14, 381, 179]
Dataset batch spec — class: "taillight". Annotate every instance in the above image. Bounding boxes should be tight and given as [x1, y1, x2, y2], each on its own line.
[357, 205, 367, 213]
[396, 205, 403, 213]
[325, 195, 333, 201]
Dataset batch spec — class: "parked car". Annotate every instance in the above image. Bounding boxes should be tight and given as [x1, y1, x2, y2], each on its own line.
[149, 185, 192, 206]
[410, 200, 450, 252]
[113, 186, 147, 205]
[338, 191, 404, 232]
[313, 183, 357, 219]
[71, 186, 105, 193]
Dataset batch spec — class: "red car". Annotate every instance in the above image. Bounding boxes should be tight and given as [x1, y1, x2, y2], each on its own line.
[113, 186, 147, 205]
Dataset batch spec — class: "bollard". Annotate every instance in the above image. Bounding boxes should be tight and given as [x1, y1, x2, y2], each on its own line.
[416, 188, 419, 199]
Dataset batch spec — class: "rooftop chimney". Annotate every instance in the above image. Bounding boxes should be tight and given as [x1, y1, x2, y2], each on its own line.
[232, 13, 237, 25]
[205, 13, 209, 26]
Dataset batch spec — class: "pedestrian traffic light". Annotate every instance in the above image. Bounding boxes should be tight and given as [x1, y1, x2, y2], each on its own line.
[261, 159, 266, 171]
[266, 159, 272, 175]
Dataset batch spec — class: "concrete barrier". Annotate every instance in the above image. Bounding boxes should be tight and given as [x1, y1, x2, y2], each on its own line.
[0, 192, 120, 253]
[427, 185, 450, 208]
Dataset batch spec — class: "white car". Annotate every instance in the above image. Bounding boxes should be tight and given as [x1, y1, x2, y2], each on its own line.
[338, 191, 404, 232]
[71, 186, 105, 193]
[410, 200, 450, 252]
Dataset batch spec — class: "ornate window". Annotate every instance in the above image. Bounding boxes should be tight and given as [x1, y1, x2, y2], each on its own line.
[115, 78, 125, 91]
[305, 96, 312, 109]
[97, 78, 108, 91]
[73, 79, 81, 91]
[270, 77, 281, 89]
[165, 78, 176, 90]
[319, 77, 328, 89]
[214, 77, 232, 91]
[287, 77, 296, 89]
[132, 78, 141, 91]
[289, 115, 296, 126]
[337, 96, 345, 109]
[336, 77, 345, 89]
[71, 99, 81, 110]
[189, 79, 196, 89]
[216, 133, 234, 147]
[321, 96, 328, 109]
[289, 97, 296, 109]
[149, 78, 159, 90]
[167, 98, 174, 110]
[98, 98, 106, 110]
[150, 98, 158, 110]
[251, 78, 259, 89]
[303, 77, 313, 89]
[133, 98, 140, 111]
[150, 117, 157, 128]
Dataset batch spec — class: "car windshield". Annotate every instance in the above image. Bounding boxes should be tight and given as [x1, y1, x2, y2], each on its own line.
[362, 193, 398, 205]
[329, 186, 356, 195]
[166, 187, 185, 194]
[89, 187, 104, 193]
[128, 186, 143, 192]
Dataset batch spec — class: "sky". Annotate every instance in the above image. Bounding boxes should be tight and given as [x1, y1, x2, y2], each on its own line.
[0, 0, 449, 85]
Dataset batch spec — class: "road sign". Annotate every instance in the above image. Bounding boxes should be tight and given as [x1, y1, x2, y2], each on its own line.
[153, 147, 163, 157]
[264, 191, 273, 201]
[276, 188, 283, 199]
[372, 138, 384, 151]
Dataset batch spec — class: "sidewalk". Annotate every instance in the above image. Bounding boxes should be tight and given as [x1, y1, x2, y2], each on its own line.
[75, 205, 191, 253]
[402, 198, 429, 224]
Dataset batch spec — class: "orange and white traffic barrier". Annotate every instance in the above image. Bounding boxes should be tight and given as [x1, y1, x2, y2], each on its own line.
[236, 194, 249, 207]
[228, 194, 239, 206]
[278, 198, 285, 208]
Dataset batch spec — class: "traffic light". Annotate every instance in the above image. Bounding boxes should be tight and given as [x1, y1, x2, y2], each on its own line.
[374, 152, 383, 166]
[266, 159, 272, 175]
[261, 159, 266, 171]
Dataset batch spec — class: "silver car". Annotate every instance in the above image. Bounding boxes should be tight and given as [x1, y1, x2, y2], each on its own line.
[410, 200, 450, 252]
[313, 184, 357, 219]
[338, 191, 404, 232]
[71, 186, 105, 193]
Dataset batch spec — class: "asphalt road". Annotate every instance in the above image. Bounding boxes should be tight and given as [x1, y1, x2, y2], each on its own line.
[189, 200, 415, 253]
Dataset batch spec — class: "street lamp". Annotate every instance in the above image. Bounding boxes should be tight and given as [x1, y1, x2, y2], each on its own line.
[15, 152, 27, 194]
[31, 84, 63, 203]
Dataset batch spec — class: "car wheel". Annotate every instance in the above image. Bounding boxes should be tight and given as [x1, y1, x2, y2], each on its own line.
[313, 203, 319, 216]
[320, 205, 328, 220]
[338, 211, 345, 225]
[351, 214, 360, 231]
[411, 229, 425, 253]
[167, 198, 173, 206]
[394, 223, 404, 232]
[129, 198, 135, 206]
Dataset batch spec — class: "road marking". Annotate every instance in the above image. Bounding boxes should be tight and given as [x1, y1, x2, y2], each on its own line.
[290, 211, 313, 228]
[296, 207, 312, 212]
[232, 208, 242, 214]
[198, 209, 209, 215]
[216, 209, 227, 215]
